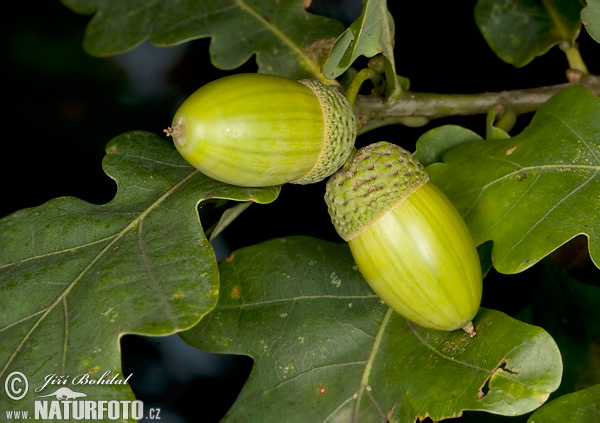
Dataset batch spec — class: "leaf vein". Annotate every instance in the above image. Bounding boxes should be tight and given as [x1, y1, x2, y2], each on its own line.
[486, 169, 544, 232]
[218, 294, 379, 309]
[408, 322, 532, 389]
[461, 164, 598, 217]
[366, 388, 387, 420]
[62, 297, 68, 374]
[0, 308, 48, 333]
[501, 168, 599, 261]
[113, 152, 194, 169]
[323, 393, 357, 422]
[137, 218, 177, 326]
[0, 235, 118, 270]
[541, 109, 600, 163]
[353, 308, 393, 422]
[235, 0, 322, 80]
[258, 361, 368, 398]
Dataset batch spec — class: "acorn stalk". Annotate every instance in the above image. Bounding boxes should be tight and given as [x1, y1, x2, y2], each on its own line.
[325, 142, 482, 334]
[166, 73, 357, 187]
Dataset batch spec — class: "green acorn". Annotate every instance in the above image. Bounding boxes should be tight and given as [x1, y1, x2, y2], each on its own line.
[325, 142, 482, 334]
[166, 73, 357, 187]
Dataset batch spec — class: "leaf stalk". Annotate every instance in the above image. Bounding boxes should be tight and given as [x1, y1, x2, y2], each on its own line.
[346, 67, 381, 107]
[559, 42, 589, 75]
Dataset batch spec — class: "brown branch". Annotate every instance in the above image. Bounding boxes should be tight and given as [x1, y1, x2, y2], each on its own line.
[353, 74, 600, 134]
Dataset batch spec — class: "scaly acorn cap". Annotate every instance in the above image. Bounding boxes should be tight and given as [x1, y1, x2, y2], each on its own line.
[325, 142, 429, 241]
[292, 80, 358, 185]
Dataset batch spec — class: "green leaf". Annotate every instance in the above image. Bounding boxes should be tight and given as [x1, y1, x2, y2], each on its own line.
[583, 0, 600, 42]
[0, 131, 279, 412]
[528, 384, 600, 422]
[182, 236, 563, 422]
[60, 0, 344, 82]
[427, 85, 600, 274]
[414, 124, 483, 166]
[474, 0, 584, 67]
[322, 0, 401, 97]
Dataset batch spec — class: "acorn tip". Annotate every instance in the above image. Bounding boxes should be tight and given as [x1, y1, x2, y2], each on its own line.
[462, 321, 476, 337]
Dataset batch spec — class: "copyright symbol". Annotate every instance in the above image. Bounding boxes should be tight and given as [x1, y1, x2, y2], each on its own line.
[4, 371, 28, 400]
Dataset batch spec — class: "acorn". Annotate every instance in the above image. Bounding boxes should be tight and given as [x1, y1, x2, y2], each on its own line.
[325, 142, 482, 335]
[165, 73, 357, 187]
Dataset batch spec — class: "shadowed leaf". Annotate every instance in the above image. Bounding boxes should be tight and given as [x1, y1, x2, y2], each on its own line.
[60, 0, 344, 82]
[530, 259, 600, 397]
[475, 0, 584, 67]
[528, 384, 600, 422]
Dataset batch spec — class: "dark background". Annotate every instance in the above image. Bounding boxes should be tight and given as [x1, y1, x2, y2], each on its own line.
[2, 1, 598, 422]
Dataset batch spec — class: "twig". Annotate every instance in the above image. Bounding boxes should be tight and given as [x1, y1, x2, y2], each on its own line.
[354, 74, 600, 134]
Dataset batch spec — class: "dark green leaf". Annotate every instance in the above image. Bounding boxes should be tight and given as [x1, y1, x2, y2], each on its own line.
[528, 384, 600, 422]
[182, 236, 563, 422]
[427, 85, 600, 274]
[322, 0, 400, 97]
[583, 0, 600, 42]
[0, 131, 279, 412]
[530, 258, 600, 396]
[474, 0, 584, 67]
[477, 241, 495, 277]
[60, 0, 344, 82]
[414, 124, 483, 166]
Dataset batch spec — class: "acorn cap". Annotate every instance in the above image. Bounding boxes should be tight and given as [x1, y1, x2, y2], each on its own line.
[325, 142, 429, 241]
[292, 80, 357, 185]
